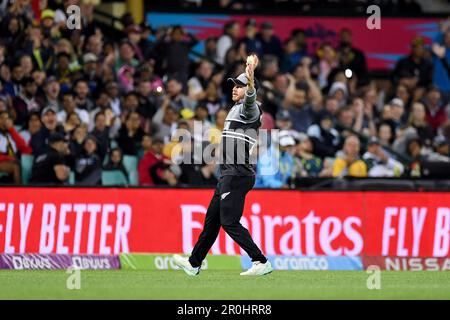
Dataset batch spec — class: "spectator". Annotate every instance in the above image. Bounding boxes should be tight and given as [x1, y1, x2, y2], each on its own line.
[160, 25, 198, 86]
[152, 98, 179, 142]
[193, 104, 212, 135]
[431, 27, 450, 93]
[74, 135, 102, 186]
[57, 91, 90, 125]
[316, 42, 339, 89]
[150, 160, 181, 187]
[30, 133, 71, 185]
[89, 90, 121, 135]
[393, 36, 432, 88]
[258, 22, 283, 64]
[422, 135, 450, 162]
[178, 138, 218, 187]
[3, 63, 23, 98]
[388, 98, 406, 132]
[115, 39, 139, 74]
[378, 122, 395, 147]
[69, 123, 88, 159]
[256, 130, 298, 188]
[424, 86, 448, 133]
[332, 135, 367, 178]
[125, 24, 145, 63]
[198, 71, 224, 116]
[19, 111, 41, 144]
[81, 53, 102, 93]
[164, 77, 195, 112]
[103, 147, 128, 180]
[12, 76, 39, 125]
[19, 54, 34, 77]
[406, 136, 425, 177]
[204, 37, 218, 63]
[338, 28, 368, 85]
[121, 91, 140, 118]
[73, 79, 95, 112]
[136, 79, 158, 122]
[188, 60, 213, 102]
[307, 111, 340, 158]
[408, 102, 434, 146]
[239, 19, 263, 57]
[0, 110, 32, 183]
[31, 106, 64, 156]
[335, 106, 355, 139]
[295, 134, 324, 177]
[105, 81, 122, 116]
[53, 52, 73, 91]
[63, 112, 82, 136]
[91, 111, 111, 162]
[352, 96, 376, 137]
[286, 87, 313, 133]
[216, 21, 240, 65]
[117, 111, 144, 156]
[210, 108, 228, 144]
[138, 135, 165, 186]
[37, 76, 61, 110]
[433, 135, 450, 158]
[393, 84, 412, 114]
[363, 137, 404, 177]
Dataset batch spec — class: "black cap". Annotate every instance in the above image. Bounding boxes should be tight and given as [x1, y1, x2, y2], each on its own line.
[227, 73, 259, 90]
[48, 132, 67, 144]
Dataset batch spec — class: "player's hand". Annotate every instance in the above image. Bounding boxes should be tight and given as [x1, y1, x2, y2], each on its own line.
[246, 54, 259, 89]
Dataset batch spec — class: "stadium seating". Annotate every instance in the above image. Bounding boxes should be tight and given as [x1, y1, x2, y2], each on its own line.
[21, 155, 34, 185]
[123, 155, 139, 186]
[69, 171, 75, 185]
[101, 170, 129, 186]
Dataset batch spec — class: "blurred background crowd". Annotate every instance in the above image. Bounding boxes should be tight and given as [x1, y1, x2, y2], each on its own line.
[0, 0, 450, 188]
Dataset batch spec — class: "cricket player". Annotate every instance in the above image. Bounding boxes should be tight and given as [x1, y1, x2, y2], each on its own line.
[173, 54, 273, 276]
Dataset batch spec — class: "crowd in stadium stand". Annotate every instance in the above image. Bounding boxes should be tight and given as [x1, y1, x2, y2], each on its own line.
[0, 0, 450, 187]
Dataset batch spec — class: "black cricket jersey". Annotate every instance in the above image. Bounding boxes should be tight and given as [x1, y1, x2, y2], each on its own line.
[220, 88, 262, 177]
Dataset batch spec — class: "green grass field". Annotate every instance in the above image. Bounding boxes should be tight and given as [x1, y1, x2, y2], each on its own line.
[1, 270, 450, 299]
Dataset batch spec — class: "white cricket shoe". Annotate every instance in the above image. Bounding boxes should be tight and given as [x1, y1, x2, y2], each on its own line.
[240, 261, 273, 276]
[172, 254, 200, 276]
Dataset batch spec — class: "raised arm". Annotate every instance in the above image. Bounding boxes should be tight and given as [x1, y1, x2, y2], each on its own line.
[243, 54, 260, 119]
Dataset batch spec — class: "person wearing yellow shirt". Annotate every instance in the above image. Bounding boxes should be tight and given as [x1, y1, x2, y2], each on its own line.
[332, 135, 367, 178]
[209, 108, 228, 144]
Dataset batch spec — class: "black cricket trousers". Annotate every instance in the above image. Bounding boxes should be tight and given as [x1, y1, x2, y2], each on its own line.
[189, 175, 267, 268]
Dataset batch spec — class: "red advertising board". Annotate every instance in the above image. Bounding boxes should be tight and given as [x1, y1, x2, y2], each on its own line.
[0, 188, 449, 258]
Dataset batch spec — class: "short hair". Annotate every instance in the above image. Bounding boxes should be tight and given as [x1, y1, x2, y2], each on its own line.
[124, 91, 139, 99]
[94, 111, 105, 122]
[73, 78, 88, 88]
[62, 90, 75, 98]
[224, 21, 238, 33]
